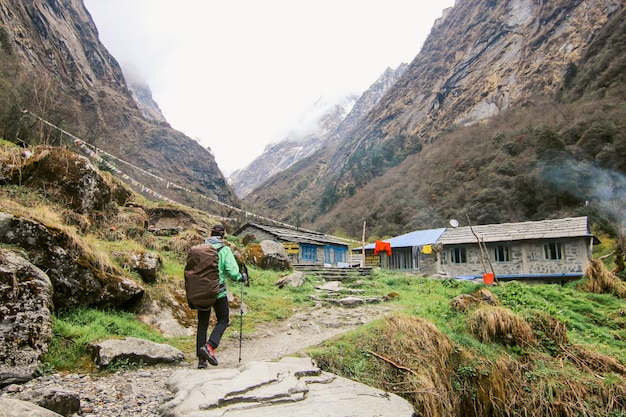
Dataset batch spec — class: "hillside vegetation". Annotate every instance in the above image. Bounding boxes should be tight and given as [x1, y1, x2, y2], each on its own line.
[242, 5, 626, 242]
[1, 139, 625, 415]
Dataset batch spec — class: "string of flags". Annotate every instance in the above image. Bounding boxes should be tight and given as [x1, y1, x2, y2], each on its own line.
[20, 110, 338, 235]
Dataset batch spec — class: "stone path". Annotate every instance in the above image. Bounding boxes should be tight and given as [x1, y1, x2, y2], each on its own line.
[2, 304, 395, 416]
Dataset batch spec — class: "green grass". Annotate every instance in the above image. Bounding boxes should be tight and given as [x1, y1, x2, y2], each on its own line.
[306, 276, 626, 416]
[490, 280, 626, 362]
[46, 308, 166, 373]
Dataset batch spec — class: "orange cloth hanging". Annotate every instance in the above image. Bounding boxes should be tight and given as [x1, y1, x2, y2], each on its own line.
[374, 240, 392, 256]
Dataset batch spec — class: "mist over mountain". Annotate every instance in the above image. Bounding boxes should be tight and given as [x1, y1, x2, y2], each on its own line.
[243, 0, 625, 239]
[229, 64, 407, 198]
[0, 0, 238, 212]
[229, 94, 358, 198]
[1, 0, 624, 241]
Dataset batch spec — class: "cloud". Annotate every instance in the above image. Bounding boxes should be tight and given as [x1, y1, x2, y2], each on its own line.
[84, 0, 456, 175]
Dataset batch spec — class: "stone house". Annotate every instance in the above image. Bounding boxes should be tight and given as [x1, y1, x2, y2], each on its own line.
[356, 217, 598, 283]
[358, 228, 446, 271]
[234, 222, 350, 267]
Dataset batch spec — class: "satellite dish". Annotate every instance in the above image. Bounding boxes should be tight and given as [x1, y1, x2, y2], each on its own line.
[449, 219, 459, 228]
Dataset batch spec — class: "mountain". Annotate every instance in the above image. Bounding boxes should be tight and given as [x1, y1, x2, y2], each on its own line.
[229, 64, 407, 198]
[229, 95, 358, 198]
[123, 65, 168, 125]
[0, 0, 238, 211]
[243, 0, 625, 239]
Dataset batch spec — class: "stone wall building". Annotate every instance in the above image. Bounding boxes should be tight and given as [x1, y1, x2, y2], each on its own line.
[235, 223, 350, 267]
[356, 217, 598, 283]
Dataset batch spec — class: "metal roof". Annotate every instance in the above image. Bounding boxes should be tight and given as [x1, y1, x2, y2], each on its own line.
[360, 228, 446, 250]
[438, 216, 593, 245]
[356, 217, 595, 250]
[234, 222, 349, 247]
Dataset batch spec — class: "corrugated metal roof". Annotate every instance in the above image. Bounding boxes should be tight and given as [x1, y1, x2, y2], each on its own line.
[438, 216, 592, 245]
[361, 228, 446, 249]
[235, 223, 349, 247]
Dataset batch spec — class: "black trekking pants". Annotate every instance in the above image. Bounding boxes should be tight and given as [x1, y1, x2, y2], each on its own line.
[196, 295, 229, 357]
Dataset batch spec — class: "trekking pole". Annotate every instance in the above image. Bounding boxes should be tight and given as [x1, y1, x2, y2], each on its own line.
[238, 276, 244, 363]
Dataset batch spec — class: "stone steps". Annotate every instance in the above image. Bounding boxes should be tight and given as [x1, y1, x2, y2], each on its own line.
[294, 265, 373, 281]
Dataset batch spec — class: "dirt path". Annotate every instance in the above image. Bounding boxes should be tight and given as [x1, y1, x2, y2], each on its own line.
[212, 303, 396, 367]
[2, 303, 399, 417]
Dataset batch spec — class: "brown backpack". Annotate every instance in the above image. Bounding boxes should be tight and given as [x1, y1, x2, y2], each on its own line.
[184, 244, 225, 310]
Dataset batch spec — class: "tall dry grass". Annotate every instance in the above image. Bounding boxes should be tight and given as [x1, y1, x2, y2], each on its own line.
[467, 306, 537, 348]
[583, 258, 626, 298]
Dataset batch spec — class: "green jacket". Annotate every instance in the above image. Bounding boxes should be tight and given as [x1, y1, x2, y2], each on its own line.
[206, 237, 242, 299]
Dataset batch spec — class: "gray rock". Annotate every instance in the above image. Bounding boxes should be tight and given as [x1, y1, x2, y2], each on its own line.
[275, 271, 306, 288]
[0, 398, 63, 416]
[3, 147, 112, 215]
[0, 249, 53, 388]
[137, 299, 194, 338]
[337, 296, 365, 307]
[16, 387, 80, 416]
[0, 212, 144, 310]
[159, 357, 415, 417]
[91, 337, 184, 368]
[315, 281, 342, 292]
[130, 250, 162, 283]
[259, 240, 292, 270]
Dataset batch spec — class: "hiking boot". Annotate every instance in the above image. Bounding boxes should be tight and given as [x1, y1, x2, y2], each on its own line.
[197, 359, 208, 369]
[199, 343, 218, 366]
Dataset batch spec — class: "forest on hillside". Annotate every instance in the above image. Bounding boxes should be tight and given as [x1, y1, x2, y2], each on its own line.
[309, 8, 626, 242]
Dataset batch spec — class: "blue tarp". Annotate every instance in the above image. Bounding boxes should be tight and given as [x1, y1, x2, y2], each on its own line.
[357, 228, 446, 250]
[455, 273, 583, 281]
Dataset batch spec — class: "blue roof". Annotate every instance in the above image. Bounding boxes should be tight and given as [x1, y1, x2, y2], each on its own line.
[361, 228, 446, 250]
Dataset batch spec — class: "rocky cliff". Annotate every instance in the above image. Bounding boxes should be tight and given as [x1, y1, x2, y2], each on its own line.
[243, 0, 624, 237]
[0, 0, 238, 209]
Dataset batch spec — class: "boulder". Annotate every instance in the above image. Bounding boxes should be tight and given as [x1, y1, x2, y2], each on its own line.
[129, 250, 162, 283]
[137, 299, 195, 338]
[91, 337, 184, 368]
[159, 357, 415, 417]
[0, 249, 53, 388]
[243, 240, 292, 270]
[336, 296, 365, 308]
[275, 271, 306, 288]
[0, 398, 63, 417]
[3, 146, 112, 215]
[315, 281, 342, 292]
[0, 212, 144, 310]
[16, 387, 80, 417]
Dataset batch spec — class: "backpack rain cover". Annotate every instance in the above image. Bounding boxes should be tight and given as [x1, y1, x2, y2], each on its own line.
[184, 244, 223, 310]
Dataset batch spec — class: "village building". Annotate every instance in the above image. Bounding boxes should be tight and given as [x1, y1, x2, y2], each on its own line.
[357, 228, 446, 271]
[234, 222, 350, 267]
[356, 217, 598, 283]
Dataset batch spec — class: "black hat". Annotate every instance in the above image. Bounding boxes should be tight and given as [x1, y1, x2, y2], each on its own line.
[211, 224, 226, 236]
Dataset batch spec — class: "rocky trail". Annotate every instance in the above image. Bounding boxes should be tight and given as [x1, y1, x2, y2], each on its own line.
[3, 303, 396, 416]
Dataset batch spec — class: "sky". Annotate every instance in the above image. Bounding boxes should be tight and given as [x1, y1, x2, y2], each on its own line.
[83, 0, 455, 176]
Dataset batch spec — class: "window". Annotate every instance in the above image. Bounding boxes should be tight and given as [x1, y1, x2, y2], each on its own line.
[334, 247, 347, 264]
[543, 242, 563, 260]
[301, 244, 317, 261]
[450, 247, 467, 264]
[493, 245, 511, 262]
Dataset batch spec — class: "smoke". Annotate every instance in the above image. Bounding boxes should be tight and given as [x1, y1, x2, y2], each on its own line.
[541, 158, 626, 234]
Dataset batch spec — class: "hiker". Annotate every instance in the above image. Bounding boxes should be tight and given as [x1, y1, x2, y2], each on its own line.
[195, 224, 248, 368]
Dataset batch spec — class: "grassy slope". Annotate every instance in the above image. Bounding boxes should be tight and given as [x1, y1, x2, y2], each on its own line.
[308, 271, 626, 417]
[1, 141, 625, 415]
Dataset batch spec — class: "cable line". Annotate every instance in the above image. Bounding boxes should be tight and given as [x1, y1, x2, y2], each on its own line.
[21, 110, 361, 244]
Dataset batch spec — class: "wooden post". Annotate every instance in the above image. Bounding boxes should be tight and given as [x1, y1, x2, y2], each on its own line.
[465, 214, 496, 280]
[361, 221, 366, 268]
